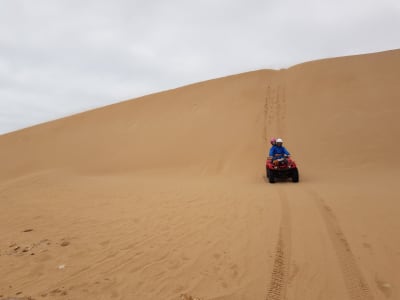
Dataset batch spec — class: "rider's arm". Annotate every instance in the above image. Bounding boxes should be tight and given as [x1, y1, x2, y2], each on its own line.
[283, 147, 290, 156]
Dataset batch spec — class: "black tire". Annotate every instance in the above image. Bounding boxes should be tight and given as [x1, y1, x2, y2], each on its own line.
[292, 169, 299, 182]
[266, 167, 270, 178]
[269, 170, 275, 183]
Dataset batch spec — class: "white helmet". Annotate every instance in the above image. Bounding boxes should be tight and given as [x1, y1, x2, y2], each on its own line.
[276, 138, 283, 143]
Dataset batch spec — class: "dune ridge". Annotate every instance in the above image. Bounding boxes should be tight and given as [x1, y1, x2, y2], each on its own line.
[0, 49, 399, 300]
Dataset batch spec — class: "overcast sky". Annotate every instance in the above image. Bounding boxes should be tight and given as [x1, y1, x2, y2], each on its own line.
[1, 0, 399, 134]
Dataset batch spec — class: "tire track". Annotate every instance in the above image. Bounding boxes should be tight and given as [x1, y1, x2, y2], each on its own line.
[266, 189, 291, 300]
[264, 84, 286, 141]
[276, 85, 286, 136]
[308, 190, 374, 300]
[264, 79, 291, 300]
[264, 85, 276, 145]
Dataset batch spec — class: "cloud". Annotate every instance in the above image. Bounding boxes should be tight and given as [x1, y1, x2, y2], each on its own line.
[0, 0, 399, 134]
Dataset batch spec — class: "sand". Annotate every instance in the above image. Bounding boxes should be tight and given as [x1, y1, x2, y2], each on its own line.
[0, 49, 399, 300]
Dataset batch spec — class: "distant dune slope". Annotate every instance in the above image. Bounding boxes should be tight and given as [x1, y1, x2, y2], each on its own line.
[1, 49, 399, 180]
[284, 49, 400, 172]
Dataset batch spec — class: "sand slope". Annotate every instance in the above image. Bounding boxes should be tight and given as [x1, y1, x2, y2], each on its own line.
[0, 49, 399, 300]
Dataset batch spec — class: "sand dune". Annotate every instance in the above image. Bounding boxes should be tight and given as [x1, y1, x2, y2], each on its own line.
[0, 49, 399, 300]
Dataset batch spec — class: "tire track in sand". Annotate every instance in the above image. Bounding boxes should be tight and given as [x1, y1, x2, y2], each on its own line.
[264, 85, 286, 142]
[266, 189, 291, 300]
[308, 190, 374, 300]
[264, 80, 291, 299]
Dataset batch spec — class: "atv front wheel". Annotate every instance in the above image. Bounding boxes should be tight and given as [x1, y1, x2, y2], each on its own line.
[269, 170, 275, 183]
[292, 169, 299, 182]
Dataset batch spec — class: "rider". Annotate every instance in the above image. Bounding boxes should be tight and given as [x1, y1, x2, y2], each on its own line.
[269, 138, 290, 164]
[268, 138, 276, 160]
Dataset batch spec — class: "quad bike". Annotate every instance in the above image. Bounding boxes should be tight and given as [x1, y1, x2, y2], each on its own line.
[266, 156, 299, 183]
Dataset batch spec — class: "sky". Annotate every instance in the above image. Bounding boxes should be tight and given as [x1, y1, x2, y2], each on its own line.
[1, 0, 399, 134]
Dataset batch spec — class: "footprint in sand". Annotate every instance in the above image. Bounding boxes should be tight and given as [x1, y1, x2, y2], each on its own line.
[5, 239, 51, 257]
[376, 280, 392, 298]
[60, 240, 70, 247]
[50, 287, 68, 296]
[230, 264, 239, 278]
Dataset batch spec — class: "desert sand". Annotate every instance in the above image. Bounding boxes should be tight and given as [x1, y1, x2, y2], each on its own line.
[0, 49, 399, 300]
